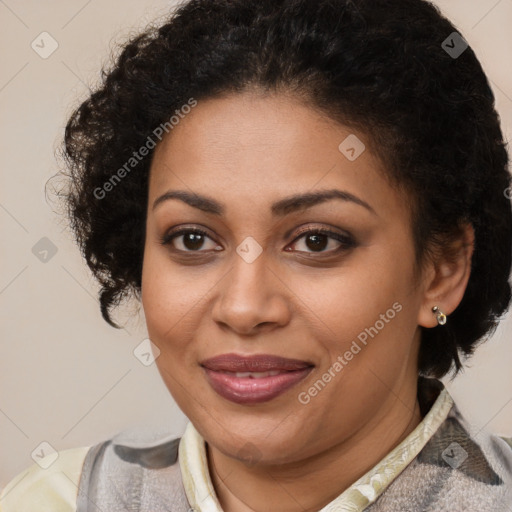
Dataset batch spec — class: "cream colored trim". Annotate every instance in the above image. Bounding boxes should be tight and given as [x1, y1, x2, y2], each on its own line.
[179, 422, 224, 512]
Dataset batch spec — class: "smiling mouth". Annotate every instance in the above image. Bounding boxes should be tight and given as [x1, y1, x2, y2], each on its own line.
[200, 353, 314, 404]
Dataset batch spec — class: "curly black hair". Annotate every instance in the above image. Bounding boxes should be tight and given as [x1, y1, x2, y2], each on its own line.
[56, 0, 512, 378]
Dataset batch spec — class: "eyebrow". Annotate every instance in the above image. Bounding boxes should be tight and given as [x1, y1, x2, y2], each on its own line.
[152, 189, 377, 216]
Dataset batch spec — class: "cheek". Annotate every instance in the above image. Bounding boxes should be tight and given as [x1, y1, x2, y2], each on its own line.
[141, 258, 198, 398]
[317, 249, 418, 366]
[141, 251, 164, 332]
[141, 246, 182, 344]
[140, 245, 213, 369]
[142, 245, 188, 326]
[319, 253, 405, 326]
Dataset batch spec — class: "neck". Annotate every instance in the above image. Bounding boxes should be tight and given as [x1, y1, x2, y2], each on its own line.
[207, 384, 423, 512]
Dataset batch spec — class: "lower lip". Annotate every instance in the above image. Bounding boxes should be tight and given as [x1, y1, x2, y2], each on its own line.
[202, 367, 313, 404]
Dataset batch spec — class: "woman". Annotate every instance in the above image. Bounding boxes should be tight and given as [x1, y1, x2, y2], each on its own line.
[1, 0, 511, 510]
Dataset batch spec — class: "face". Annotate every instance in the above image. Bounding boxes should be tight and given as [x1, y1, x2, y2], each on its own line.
[141, 90, 428, 465]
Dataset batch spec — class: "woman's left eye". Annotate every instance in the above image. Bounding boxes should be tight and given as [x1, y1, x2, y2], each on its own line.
[287, 229, 355, 254]
[159, 227, 355, 254]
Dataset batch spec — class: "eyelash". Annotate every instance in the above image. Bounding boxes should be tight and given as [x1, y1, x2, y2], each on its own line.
[159, 226, 356, 255]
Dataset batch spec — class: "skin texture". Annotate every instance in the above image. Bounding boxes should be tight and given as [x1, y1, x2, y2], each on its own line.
[141, 90, 474, 512]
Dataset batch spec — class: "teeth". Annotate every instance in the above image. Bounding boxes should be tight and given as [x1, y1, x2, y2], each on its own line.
[233, 371, 282, 378]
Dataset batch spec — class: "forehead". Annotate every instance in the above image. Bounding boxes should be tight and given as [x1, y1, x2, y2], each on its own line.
[148, 91, 407, 221]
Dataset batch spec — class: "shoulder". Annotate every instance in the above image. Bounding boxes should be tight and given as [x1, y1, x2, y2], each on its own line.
[0, 426, 184, 512]
[415, 403, 512, 510]
[76, 428, 185, 510]
[370, 385, 512, 511]
[0, 446, 90, 512]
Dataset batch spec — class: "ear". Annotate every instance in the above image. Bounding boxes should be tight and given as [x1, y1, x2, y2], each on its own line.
[417, 223, 475, 328]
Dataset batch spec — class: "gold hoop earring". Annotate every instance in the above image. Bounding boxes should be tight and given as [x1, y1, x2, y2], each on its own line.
[432, 306, 447, 326]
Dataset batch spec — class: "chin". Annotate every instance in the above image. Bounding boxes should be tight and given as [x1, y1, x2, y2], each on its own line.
[202, 414, 310, 464]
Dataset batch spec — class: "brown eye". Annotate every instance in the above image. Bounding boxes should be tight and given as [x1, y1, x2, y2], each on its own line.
[302, 233, 329, 251]
[160, 228, 221, 252]
[288, 229, 355, 254]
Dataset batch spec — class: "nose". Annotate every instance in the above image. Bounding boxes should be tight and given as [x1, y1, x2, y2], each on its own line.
[211, 251, 292, 336]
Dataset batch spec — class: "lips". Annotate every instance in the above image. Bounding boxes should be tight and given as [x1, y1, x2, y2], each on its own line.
[201, 353, 313, 372]
[200, 353, 314, 404]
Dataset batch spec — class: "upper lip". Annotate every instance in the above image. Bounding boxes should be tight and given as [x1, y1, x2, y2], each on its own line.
[200, 353, 314, 372]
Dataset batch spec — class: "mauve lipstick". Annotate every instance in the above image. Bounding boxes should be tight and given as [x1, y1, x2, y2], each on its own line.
[200, 353, 314, 404]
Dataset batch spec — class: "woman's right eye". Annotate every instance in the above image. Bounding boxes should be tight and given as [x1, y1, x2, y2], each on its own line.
[160, 228, 222, 252]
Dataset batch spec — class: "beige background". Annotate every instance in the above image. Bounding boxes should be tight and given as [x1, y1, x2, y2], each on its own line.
[1, 0, 511, 486]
